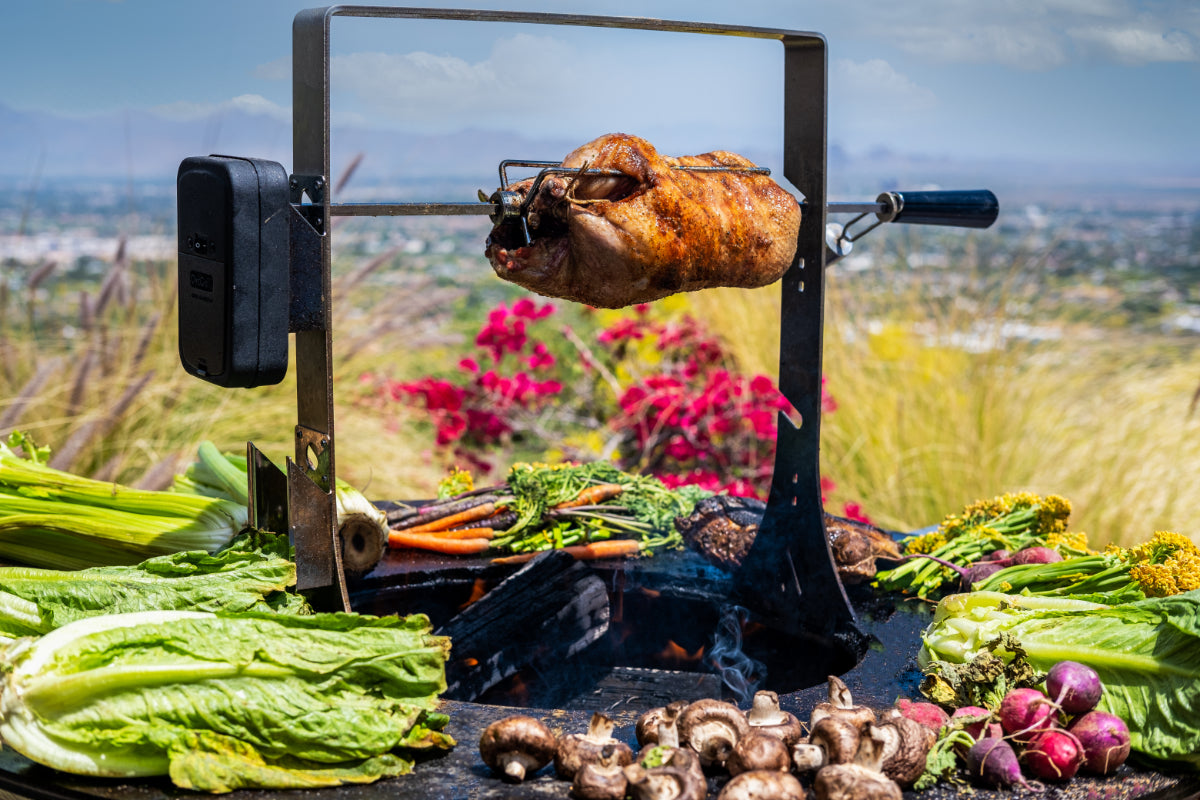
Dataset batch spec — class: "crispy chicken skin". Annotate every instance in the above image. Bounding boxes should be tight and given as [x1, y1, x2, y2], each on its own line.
[485, 133, 801, 309]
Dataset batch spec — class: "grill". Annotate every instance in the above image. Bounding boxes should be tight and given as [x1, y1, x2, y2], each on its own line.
[3, 6, 1195, 800]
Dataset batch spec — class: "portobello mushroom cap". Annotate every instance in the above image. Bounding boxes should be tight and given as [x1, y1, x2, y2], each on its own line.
[792, 741, 826, 773]
[624, 763, 707, 800]
[871, 708, 937, 788]
[677, 698, 750, 768]
[812, 727, 903, 800]
[556, 711, 634, 780]
[809, 716, 863, 766]
[725, 732, 792, 776]
[479, 715, 558, 782]
[637, 742, 707, 785]
[571, 743, 631, 800]
[637, 700, 689, 748]
[717, 769, 806, 800]
[746, 690, 805, 749]
[809, 675, 876, 731]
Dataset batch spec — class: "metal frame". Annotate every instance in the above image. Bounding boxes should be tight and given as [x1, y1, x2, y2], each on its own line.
[288, 5, 856, 635]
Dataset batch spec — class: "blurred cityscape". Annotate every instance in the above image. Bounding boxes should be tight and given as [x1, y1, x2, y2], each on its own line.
[2, 171, 1199, 344]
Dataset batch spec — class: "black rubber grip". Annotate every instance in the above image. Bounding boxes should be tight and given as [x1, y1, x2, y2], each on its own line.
[891, 190, 998, 228]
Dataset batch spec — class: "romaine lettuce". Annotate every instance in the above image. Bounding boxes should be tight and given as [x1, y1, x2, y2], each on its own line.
[0, 533, 303, 642]
[0, 609, 453, 792]
[919, 590, 1200, 770]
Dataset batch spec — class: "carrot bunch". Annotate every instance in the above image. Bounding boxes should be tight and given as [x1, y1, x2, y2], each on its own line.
[384, 461, 706, 562]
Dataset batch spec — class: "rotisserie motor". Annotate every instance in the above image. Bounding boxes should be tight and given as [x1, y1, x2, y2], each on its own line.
[485, 133, 802, 308]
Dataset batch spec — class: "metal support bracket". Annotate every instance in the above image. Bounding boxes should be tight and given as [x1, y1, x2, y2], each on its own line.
[287, 6, 859, 637]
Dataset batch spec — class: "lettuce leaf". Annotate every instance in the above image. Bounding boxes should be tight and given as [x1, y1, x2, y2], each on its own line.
[0, 533, 303, 641]
[919, 590, 1200, 770]
[0, 609, 453, 791]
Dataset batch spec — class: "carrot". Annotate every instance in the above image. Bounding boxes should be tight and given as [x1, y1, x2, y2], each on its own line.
[388, 530, 492, 555]
[490, 539, 643, 565]
[400, 501, 498, 533]
[553, 483, 624, 510]
[425, 526, 495, 540]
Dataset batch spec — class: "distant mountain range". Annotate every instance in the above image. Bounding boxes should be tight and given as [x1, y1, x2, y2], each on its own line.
[2, 102, 1197, 208]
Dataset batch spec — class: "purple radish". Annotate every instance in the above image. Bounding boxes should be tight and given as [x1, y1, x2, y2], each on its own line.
[966, 737, 1039, 790]
[950, 706, 992, 742]
[1012, 546, 1063, 565]
[1021, 728, 1084, 781]
[999, 688, 1058, 742]
[1068, 711, 1131, 775]
[987, 548, 1013, 562]
[1045, 660, 1102, 714]
[961, 561, 1008, 588]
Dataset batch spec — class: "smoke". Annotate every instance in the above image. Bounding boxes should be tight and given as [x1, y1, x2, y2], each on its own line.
[707, 604, 767, 704]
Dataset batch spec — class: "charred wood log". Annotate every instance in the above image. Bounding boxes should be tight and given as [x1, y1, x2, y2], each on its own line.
[436, 549, 609, 701]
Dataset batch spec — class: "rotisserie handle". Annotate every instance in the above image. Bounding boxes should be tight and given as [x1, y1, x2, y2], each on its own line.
[887, 189, 999, 228]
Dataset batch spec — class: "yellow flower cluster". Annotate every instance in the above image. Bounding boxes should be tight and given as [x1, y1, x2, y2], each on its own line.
[1046, 529, 1092, 556]
[1127, 531, 1200, 597]
[1034, 494, 1072, 534]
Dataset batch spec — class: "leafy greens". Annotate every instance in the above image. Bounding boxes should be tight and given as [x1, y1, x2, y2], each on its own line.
[0, 609, 453, 792]
[0, 532, 305, 642]
[919, 589, 1200, 770]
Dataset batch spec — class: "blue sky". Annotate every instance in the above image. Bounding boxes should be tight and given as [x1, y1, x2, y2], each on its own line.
[2, 0, 1199, 174]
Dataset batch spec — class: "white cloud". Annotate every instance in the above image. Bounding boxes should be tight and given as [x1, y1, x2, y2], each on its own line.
[329, 33, 574, 123]
[833, 58, 938, 111]
[843, 0, 1200, 69]
[1068, 25, 1198, 63]
[151, 94, 289, 122]
[253, 56, 290, 82]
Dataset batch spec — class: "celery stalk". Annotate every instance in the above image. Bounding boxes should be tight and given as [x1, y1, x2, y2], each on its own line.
[0, 434, 246, 569]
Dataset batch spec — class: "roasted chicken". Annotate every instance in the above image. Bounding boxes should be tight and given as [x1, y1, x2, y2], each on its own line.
[485, 133, 801, 308]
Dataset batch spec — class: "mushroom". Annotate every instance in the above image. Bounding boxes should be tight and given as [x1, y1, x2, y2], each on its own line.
[556, 711, 634, 780]
[809, 675, 876, 731]
[808, 715, 863, 767]
[870, 708, 937, 788]
[792, 741, 826, 773]
[478, 715, 558, 782]
[571, 743, 630, 800]
[725, 732, 792, 776]
[677, 698, 750, 769]
[635, 699, 689, 748]
[717, 769, 806, 800]
[812, 727, 903, 800]
[746, 690, 805, 748]
[623, 762, 707, 800]
[637, 734, 706, 786]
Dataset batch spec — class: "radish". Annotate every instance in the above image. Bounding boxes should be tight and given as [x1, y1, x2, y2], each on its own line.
[1021, 728, 1084, 781]
[895, 698, 950, 733]
[1068, 711, 1131, 775]
[965, 737, 1039, 790]
[949, 706, 991, 742]
[1045, 660, 1102, 714]
[1011, 546, 1063, 565]
[998, 688, 1058, 742]
[960, 561, 1009, 588]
